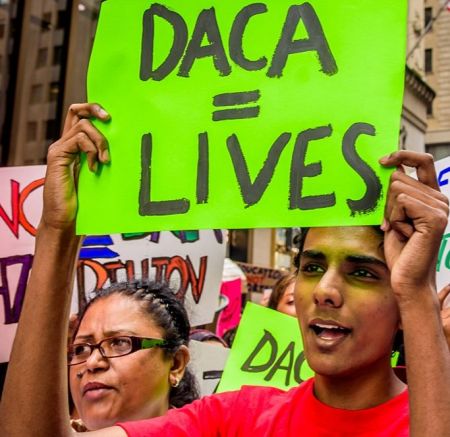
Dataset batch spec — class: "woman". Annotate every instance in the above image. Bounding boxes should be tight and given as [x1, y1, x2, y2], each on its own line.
[267, 272, 297, 317]
[68, 281, 198, 431]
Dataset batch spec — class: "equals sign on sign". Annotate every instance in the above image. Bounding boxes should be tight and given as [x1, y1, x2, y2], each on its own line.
[212, 90, 261, 121]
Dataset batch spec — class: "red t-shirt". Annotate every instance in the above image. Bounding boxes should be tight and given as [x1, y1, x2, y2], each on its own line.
[117, 378, 409, 436]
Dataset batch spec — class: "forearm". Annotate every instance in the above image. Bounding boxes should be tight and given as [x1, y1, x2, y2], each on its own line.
[399, 291, 450, 437]
[0, 223, 81, 437]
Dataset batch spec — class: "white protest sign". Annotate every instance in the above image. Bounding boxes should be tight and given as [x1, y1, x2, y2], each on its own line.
[188, 340, 230, 397]
[0, 166, 226, 363]
[436, 156, 450, 298]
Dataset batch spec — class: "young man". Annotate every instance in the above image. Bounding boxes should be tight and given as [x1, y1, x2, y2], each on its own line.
[0, 104, 449, 436]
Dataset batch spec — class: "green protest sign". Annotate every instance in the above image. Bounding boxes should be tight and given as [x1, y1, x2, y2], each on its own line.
[217, 302, 400, 392]
[78, 0, 407, 234]
[217, 302, 313, 392]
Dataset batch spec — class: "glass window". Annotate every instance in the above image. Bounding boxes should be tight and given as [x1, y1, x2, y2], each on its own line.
[53, 45, 63, 66]
[424, 7, 433, 29]
[36, 47, 48, 68]
[30, 84, 43, 104]
[42, 11, 52, 32]
[425, 48, 433, 73]
[49, 82, 59, 102]
[45, 119, 58, 142]
[26, 121, 37, 142]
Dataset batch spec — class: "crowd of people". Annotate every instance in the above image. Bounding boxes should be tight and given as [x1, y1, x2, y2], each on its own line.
[0, 103, 449, 436]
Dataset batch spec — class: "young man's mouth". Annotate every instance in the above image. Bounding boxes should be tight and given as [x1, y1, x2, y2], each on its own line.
[309, 319, 352, 344]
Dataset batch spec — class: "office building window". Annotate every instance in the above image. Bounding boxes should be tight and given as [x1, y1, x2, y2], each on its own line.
[42, 12, 52, 32]
[45, 119, 59, 142]
[424, 7, 433, 29]
[26, 121, 38, 142]
[30, 84, 43, 104]
[36, 47, 48, 68]
[49, 82, 59, 102]
[425, 48, 433, 73]
[53, 45, 63, 66]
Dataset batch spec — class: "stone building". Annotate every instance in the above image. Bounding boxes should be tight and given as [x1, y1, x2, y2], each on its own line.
[423, 0, 450, 159]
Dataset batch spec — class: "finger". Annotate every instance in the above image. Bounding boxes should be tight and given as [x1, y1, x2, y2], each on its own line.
[438, 284, 450, 308]
[63, 132, 99, 172]
[73, 119, 110, 164]
[63, 103, 110, 134]
[385, 177, 449, 223]
[386, 197, 413, 242]
[390, 171, 449, 206]
[379, 151, 438, 191]
[387, 193, 447, 244]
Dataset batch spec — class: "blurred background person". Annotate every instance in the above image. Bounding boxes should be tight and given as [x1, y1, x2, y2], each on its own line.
[267, 272, 297, 317]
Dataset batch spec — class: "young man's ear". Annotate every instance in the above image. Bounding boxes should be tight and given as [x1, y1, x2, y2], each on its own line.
[169, 345, 190, 385]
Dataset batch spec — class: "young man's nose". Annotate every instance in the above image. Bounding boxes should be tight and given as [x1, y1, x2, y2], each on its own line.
[313, 270, 344, 308]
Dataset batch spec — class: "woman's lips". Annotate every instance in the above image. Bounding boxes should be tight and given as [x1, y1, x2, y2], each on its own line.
[82, 382, 114, 400]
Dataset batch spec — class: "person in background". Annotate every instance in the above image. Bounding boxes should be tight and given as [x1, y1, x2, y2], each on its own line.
[189, 329, 228, 348]
[67, 281, 199, 431]
[267, 272, 297, 317]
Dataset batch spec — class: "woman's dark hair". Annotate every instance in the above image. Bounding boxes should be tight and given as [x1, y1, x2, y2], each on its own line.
[267, 272, 297, 311]
[73, 280, 199, 408]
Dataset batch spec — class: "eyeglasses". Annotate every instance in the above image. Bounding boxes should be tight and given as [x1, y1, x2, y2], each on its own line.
[67, 335, 169, 366]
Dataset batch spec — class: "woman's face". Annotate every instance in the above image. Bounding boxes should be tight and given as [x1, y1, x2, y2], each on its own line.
[276, 282, 297, 317]
[69, 293, 172, 430]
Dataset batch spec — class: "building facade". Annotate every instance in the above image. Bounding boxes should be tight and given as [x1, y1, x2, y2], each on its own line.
[424, 0, 450, 159]
[0, 0, 100, 166]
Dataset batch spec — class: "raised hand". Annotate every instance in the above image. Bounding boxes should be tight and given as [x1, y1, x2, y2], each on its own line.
[379, 151, 449, 299]
[42, 103, 110, 230]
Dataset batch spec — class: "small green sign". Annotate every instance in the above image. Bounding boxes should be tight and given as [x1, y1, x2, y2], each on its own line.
[217, 303, 314, 392]
[78, 0, 407, 234]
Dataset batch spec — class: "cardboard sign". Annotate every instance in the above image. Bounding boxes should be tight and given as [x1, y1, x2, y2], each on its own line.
[217, 302, 314, 392]
[79, 0, 408, 235]
[189, 340, 230, 396]
[237, 261, 283, 293]
[0, 166, 226, 363]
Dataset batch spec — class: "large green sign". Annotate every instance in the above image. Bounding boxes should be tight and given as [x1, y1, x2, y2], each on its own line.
[78, 0, 407, 234]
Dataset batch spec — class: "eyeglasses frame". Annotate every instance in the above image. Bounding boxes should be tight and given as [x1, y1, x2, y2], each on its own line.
[67, 335, 170, 366]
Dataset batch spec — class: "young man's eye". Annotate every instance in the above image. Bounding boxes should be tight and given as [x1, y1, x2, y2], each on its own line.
[300, 263, 325, 273]
[352, 269, 377, 279]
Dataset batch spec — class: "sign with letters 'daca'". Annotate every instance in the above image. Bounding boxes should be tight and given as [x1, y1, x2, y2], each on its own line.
[217, 302, 314, 392]
[0, 166, 226, 363]
[78, 0, 408, 235]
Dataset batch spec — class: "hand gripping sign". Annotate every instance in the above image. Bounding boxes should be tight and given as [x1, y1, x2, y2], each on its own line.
[78, 0, 408, 235]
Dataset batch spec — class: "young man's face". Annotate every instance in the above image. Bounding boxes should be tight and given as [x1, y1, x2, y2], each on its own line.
[295, 226, 400, 378]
